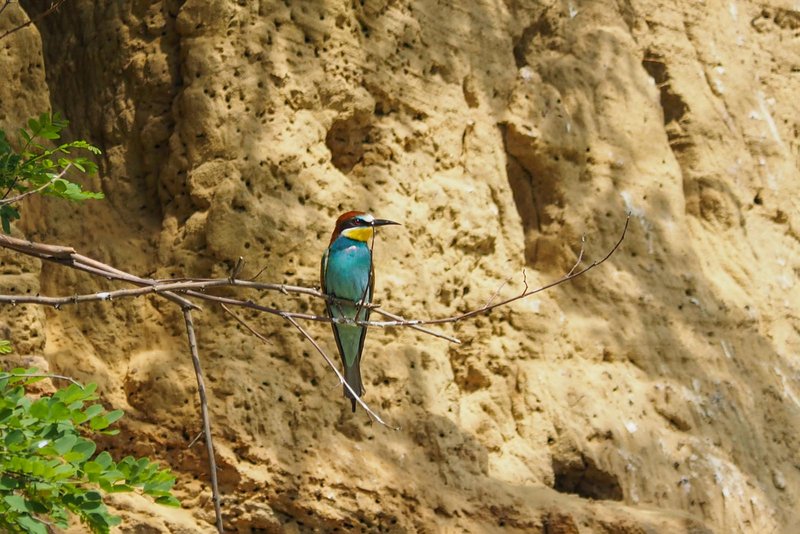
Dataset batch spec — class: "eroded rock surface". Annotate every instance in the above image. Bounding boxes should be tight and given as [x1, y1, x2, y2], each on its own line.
[2, 0, 799, 532]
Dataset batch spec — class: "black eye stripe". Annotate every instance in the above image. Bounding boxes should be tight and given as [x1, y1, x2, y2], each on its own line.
[342, 218, 366, 230]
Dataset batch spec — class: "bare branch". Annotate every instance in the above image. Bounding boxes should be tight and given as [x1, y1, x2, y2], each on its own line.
[0, 232, 197, 310]
[182, 308, 223, 532]
[371, 215, 630, 327]
[0, 217, 628, 331]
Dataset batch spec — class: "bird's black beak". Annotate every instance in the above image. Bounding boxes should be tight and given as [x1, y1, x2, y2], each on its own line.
[371, 219, 400, 227]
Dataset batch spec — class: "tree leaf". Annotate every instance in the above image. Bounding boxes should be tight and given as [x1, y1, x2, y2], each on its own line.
[4, 429, 25, 447]
[155, 495, 182, 507]
[4, 494, 28, 512]
[53, 434, 78, 455]
[16, 514, 48, 534]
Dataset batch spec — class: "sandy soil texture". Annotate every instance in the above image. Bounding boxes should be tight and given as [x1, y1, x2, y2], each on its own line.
[2, 0, 799, 532]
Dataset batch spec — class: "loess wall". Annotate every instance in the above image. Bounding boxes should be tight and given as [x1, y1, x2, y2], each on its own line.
[2, 0, 799, 532]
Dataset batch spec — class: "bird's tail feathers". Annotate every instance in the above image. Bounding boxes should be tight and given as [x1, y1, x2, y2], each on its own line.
[343, 362, 364, 413]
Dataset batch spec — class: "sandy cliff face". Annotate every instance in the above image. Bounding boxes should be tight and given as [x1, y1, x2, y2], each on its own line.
[2, 0, 799, 532]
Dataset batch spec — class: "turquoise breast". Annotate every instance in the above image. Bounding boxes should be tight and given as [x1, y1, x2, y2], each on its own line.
[325, 237, 373, 303]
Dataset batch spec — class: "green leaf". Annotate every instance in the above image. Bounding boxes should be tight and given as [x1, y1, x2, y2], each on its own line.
[155, 495, 182, 507]
[50, 463, 76, 479]
[94, 451, 113, 469]
[29, 398, 49, 419]
[17, 514, 48, 534]
[105, 409, 124, 425]
[82, 404, 104, 421]
[83, 461, 103, 475]
[4, 429, 25, 446]
[18, 128, 32, 145]
[0, 129, 11, 152]
[53, 434, 78, 455]
[107, 483, 133, 493]
[68, 439, 96, 463]
[79, 499, 104, 512]
[0, 475, 19, 489]
[49, 179, 104, 201]
[0, 340, 12, 354]
[1, 204, 20, 234]
[52, 179, 66, 193]
[4, 494, 28, 512]
[89, 415, 110, 430]
[85, 491, 102, 502]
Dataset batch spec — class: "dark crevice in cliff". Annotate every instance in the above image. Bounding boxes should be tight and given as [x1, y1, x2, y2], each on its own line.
[19, 0, 187, 233]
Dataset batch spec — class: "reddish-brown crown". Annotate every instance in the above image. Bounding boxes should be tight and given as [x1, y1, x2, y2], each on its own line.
[329, 211, 367, 244]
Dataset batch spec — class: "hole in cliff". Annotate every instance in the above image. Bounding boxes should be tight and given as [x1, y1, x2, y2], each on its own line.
[642, 52, 688, 126]
[513, 15, 555, 68]
[552, 452, 623, 500]
[325, 113, 371, 174]
[500, 122, 565, 268]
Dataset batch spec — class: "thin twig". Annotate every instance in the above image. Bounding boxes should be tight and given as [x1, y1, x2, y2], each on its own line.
[0, 1, 13, 19]
[566, 235, 586, 277]
[281, 313, 397, 429]
[0, 0, 69, 41]
[220, 303, 272, 345]
[483, 272, 515, 309]
[388, 215, 630, 326]
[247, 263, 270, 282]
[370, 308, 460, 343]
[187, 431, 204, 449]
[182, 308, 223, 533]
[0, 372, 83, 386]
[228, 257, 244, 282]
[0, 164, 70, 206]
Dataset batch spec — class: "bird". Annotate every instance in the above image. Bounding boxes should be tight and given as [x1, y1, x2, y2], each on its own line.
[320, 211, 399, 412]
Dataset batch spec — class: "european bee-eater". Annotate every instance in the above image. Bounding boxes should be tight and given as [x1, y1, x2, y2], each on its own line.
[321, 211, 399, 412]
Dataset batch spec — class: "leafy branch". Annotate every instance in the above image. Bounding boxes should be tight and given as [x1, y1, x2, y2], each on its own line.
[0, 112, 103, 233]
[0, 368, 179, 534]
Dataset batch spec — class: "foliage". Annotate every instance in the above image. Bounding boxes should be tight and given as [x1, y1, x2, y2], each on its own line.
[0, 112, 103, 233]
[0, 368, 180, 534]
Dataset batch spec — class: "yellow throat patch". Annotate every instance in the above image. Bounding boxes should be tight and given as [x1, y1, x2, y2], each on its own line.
[342, 226, 374, 242]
